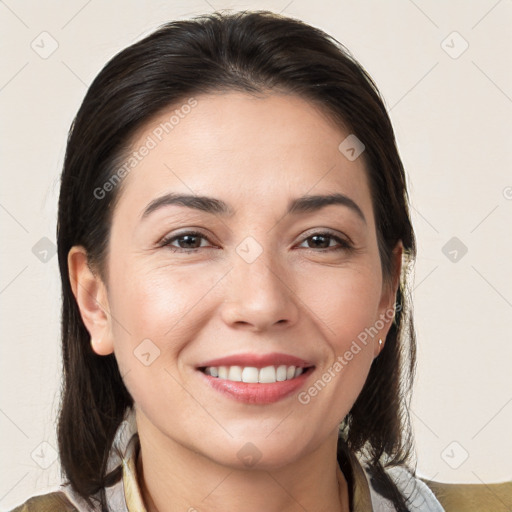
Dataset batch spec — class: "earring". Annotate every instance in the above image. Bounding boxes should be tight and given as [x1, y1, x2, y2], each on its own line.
[379, 338, 383, 346]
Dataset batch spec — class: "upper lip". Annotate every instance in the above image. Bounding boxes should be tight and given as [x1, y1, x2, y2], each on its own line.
[196, 352, 314, 369]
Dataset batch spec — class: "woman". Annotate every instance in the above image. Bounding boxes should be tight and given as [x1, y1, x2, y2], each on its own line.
[12, 9, 498, 512]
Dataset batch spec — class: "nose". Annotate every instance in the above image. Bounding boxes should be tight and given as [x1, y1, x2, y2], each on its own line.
[219, 249, 300, 332]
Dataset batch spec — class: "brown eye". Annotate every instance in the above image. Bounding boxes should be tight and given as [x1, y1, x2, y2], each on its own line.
[298, 232, 352, 252]
[160, 231, 212, 252]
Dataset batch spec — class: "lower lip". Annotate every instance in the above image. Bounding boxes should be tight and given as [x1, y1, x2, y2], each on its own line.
[197, 368, 314, 404]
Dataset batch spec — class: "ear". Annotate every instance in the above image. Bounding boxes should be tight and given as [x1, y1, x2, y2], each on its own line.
[374, 241, 403, 357]
[67, 246, 114, 356]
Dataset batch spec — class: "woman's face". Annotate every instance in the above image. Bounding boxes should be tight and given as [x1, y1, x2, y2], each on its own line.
[77, 91, 400, 469]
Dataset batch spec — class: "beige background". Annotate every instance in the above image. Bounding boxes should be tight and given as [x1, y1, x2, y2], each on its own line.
[1, 0, 511, 509]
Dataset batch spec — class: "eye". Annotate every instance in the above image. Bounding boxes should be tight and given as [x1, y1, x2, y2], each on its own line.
[159, 231, 213, 252]
[297, 231, 353, 252]
[159, 230, 353, 254]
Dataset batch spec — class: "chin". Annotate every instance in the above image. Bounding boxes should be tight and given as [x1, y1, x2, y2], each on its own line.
[201, 434, 311, 471]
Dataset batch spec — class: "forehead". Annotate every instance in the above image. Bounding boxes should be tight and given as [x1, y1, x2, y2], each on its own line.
[113, 91, 373, 222]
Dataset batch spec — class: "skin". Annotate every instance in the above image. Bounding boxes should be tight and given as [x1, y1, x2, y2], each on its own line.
[68, 91, 402, 512]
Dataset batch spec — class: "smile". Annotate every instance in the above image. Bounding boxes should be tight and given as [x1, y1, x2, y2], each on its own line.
[195, 353, 316, 404]
[200, 365, 307, 383]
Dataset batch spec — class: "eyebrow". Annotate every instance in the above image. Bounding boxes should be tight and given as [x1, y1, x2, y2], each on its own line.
[141, 192, 366, 224]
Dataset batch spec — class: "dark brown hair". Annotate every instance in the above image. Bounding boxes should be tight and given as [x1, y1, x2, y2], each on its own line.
[57, 10, 417, 511]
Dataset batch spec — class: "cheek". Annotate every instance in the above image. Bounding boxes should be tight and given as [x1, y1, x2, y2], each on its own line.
[105, 267, 209, 423]
[106, 263, 219, 386]
[297, 265, 382, 410]
[304, 263, 382, 347]
[109, 262, 217, 338]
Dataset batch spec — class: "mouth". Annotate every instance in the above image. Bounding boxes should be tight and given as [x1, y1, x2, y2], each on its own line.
[195, 352, 316, 404]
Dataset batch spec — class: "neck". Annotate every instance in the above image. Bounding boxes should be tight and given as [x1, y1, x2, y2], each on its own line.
[135, 418, 350, 512]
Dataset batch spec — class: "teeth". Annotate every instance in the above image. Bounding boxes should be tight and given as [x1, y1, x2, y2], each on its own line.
[259, 366, 276, 383]
[242, 367, 259, 383]
[228, 365, 242, 381]
[276, 365, 287, 381]
[203, 364, 307, 383]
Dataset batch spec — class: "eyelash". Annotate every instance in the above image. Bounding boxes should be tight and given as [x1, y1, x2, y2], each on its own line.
[159, 230, 353, 254]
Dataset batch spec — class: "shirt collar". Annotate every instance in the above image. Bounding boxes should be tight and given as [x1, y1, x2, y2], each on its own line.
[109, 407, 374, 512]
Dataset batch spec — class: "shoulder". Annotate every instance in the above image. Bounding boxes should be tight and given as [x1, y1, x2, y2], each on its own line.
[8, 491, 79, 512]
[421, 478, 512, 512]
[378, 465, 512, 511]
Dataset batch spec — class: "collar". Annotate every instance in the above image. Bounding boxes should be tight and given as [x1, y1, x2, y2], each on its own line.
[108, 407, 375, 512]
[337, 439, 375, 511]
